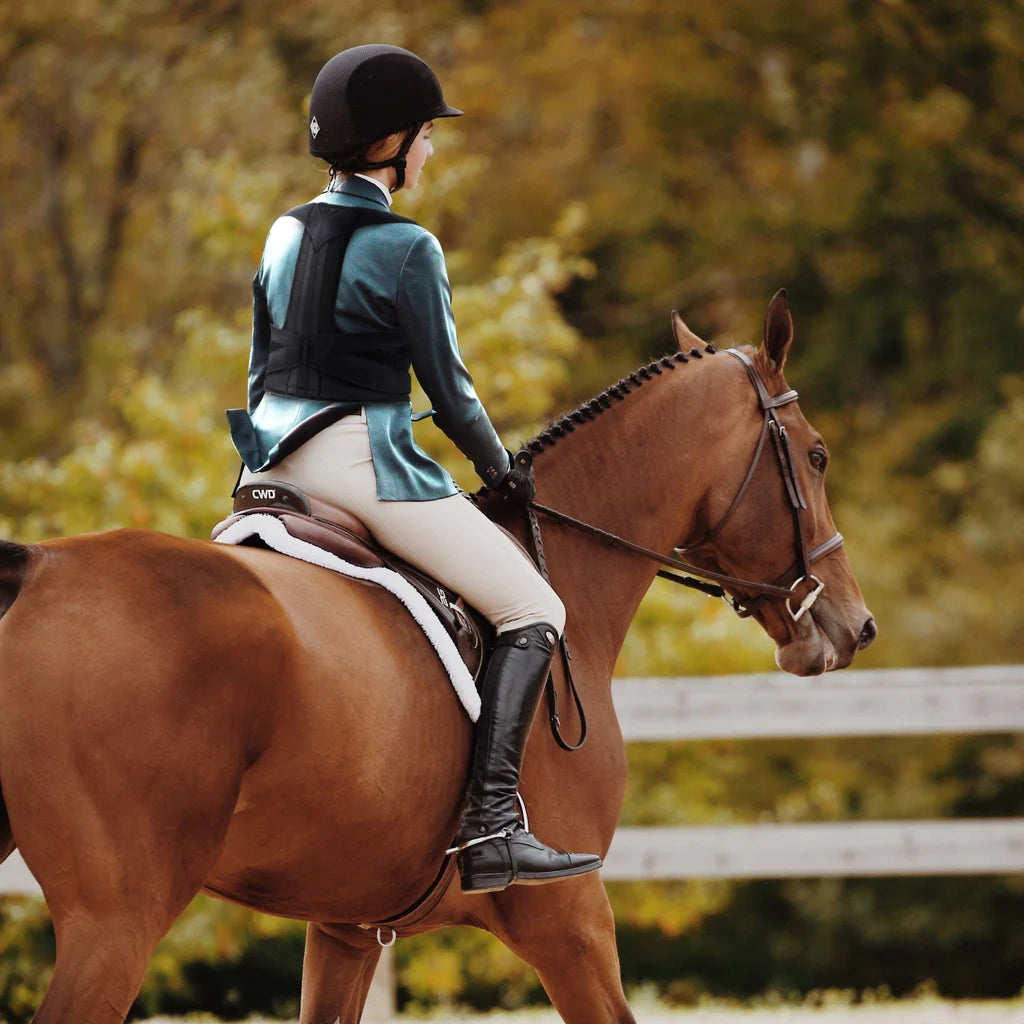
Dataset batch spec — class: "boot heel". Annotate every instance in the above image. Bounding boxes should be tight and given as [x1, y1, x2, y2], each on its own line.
[459, 871, 512, 894]
[456, 832, 515, 894]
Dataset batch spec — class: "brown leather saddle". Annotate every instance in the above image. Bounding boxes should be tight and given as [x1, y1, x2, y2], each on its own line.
[211, 482, 492, 681]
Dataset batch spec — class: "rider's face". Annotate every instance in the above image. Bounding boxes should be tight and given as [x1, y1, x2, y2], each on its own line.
[402, 121, 434, 191]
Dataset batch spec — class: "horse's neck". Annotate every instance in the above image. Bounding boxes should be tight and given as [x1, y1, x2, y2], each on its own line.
[525, 361, 722, 676]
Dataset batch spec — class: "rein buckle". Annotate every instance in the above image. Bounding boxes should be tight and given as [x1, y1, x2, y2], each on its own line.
[787, 575, 824, 622]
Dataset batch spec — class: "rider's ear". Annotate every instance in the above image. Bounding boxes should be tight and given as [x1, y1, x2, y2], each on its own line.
[762, 288, 793, 373]
[671, 310, 706, 350]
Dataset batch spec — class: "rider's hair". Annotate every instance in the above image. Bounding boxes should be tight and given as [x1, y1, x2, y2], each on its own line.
[326, 122, 424, 183]
[328, 129, 407, 176]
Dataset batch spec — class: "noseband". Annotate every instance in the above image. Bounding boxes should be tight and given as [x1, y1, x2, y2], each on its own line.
[528, 348, 845, 623]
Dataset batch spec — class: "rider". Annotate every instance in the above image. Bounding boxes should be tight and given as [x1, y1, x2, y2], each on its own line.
[227, 44, 601, 894]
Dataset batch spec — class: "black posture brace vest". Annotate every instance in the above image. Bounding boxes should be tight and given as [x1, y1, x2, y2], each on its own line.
[262, 202, 417, 403]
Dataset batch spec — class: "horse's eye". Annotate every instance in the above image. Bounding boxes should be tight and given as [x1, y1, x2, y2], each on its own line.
[809, 450, 828, 473]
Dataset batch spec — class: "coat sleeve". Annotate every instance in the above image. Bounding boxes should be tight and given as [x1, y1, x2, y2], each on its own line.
[396, 231, 511, 487]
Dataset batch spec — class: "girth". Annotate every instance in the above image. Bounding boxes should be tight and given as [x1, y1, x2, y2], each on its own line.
[263, 203, 417, 403]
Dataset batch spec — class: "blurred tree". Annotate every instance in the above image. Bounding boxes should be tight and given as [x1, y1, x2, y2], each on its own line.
[0, 898, 53, 1024]
[442, 0, 1024, 413]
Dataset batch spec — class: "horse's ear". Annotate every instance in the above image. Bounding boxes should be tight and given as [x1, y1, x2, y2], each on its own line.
[761, 288, 793, 373]
[671, 310, 706, 350]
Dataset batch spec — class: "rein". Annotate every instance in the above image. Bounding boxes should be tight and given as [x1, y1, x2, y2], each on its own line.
[523, 348, 846, 752]
[525, 505, 587, 752]
[526, 348, 844, 620]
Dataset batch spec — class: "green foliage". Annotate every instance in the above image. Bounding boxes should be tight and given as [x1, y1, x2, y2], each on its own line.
[615, 874, 1024, 1004]
[132, 899, 305, 1021]
[0, 899, 52, 1024]
[396, 928, 544, 1013]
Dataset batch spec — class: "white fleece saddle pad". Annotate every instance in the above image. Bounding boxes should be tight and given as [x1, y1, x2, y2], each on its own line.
[214, 513, 481, 721]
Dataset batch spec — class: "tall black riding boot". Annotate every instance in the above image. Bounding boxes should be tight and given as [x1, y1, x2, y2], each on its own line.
[452, 622, 602, 894]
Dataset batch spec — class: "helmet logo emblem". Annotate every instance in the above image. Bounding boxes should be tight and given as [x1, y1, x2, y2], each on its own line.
[309, 116, 320, 139]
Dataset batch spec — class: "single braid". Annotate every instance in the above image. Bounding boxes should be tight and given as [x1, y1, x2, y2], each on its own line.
[520, 344, 718, 455]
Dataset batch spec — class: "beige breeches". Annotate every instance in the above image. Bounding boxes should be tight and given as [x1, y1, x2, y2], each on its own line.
[240, 414, 565, 634]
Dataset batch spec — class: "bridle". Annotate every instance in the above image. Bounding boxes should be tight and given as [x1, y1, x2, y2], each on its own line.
[673, 347, 845, 619]
[527, 347, 845, 624]
[522, 346, 845, 752]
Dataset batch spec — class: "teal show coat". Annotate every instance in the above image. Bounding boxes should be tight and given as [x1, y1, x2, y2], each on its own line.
[227, 175, 510, 500]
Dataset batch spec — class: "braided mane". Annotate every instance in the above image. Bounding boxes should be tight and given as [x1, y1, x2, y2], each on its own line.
[525, 343, 717, 455]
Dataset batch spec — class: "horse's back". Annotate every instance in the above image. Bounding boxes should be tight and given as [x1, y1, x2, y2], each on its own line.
[0, 528, 464, 740]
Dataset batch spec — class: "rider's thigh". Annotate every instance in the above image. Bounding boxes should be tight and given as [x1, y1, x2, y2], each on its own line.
[356, 491, 565, 635]
[239, 415, 564, 634]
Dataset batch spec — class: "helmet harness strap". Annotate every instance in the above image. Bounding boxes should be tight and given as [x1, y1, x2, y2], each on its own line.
[344, 122, 422, 193]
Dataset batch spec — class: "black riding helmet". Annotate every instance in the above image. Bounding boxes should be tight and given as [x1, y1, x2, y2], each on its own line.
[309, 44, 462, 191]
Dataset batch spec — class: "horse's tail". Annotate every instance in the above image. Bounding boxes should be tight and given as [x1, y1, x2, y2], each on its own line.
[0, 783, 11, 867]
[0, 539, 29, 620]
[0, 539, 31, 864]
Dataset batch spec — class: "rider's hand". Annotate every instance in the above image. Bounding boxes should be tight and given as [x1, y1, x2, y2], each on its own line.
[494, 449, 535, 508]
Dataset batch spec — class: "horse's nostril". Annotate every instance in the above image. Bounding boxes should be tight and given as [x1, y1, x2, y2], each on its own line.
[858, 616, 877, 650]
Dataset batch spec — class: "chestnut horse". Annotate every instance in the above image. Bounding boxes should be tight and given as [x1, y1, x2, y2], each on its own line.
[0, 293, 873, 1023]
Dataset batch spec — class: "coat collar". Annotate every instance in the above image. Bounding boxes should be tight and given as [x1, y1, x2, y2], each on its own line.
[336, 174, 392, 209]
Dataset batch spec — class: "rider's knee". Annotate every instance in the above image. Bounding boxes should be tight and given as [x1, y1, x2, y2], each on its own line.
[495, 585, 565, 637]
[542, 591, 566, 636]
[527, 586, 566, 636]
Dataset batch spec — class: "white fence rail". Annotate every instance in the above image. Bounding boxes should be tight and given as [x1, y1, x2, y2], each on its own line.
[604, 819, 1024, 879]
[614, 665, 1024, 741]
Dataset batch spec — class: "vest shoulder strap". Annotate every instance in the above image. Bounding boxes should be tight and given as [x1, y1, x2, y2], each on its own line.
[262, 202, 418, 403]
[284, 201, 417, 251]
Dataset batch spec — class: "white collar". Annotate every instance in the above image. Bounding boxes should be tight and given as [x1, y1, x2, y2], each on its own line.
[354, 173, 393, 206]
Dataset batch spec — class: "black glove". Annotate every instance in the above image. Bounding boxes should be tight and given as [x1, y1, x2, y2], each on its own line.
[494, 449, 535, 508]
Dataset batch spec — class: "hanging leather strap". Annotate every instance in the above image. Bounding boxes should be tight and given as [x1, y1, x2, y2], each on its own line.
[526, 505, 588, 752]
